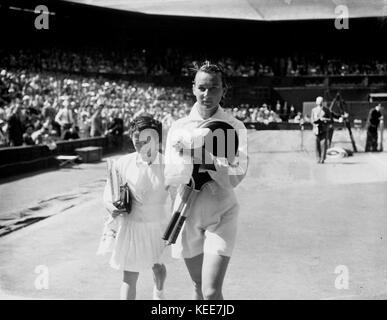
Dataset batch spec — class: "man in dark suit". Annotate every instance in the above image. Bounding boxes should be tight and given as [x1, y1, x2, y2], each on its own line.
[7, 104, 24, 146]
[365, 104, 383, 152]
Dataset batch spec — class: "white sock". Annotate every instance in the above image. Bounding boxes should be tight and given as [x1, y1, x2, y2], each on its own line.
[153, 286, 165, 300]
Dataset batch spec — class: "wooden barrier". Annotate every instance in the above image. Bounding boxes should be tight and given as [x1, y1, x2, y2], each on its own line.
[0, 134, 134, 179]
[0, 144, 57, 178]
[55, 137, 107, 155]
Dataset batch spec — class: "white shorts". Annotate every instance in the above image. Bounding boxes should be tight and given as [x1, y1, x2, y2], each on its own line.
[171, 182, 239, 259]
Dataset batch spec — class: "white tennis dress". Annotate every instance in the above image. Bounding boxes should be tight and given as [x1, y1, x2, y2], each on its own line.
[101, 152, 170, 272]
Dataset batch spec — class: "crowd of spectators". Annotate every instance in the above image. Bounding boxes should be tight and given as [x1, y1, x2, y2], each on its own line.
[286, 57, 387, 77]
[1, 48, 149, 76]
[4, 46, 379, 149]
[2, 48, 387, 78]
[0, 69, 192, 148]
[230, 101, 307, 124]
[1, 66, 310, 148]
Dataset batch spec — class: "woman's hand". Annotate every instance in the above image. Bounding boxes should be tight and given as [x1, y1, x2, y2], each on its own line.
[208, 157, 233, 188]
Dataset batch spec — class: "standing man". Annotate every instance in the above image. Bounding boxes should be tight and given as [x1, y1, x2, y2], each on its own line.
[311, 96, 330, 163]
[7, 103, 24, 146]
[165, 62, 248, 300]
[90, 103, 104, 137]
[365, 103, 383, 152]
[55, 99, 74, 134]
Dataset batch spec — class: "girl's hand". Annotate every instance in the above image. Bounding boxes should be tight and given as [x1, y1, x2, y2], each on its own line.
[105, 202, 127, 218]
[111, 208, 127, 218]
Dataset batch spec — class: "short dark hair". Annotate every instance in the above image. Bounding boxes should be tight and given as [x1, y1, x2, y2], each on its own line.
[192, 60, 228, 90]
[129, 115, 162, 142]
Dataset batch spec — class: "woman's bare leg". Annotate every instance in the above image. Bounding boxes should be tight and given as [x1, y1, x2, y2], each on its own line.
[184, 254, 204, 300]
[201, 254, 230, 300]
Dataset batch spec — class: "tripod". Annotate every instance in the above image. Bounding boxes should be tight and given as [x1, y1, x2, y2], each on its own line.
[326, 92, 358, 153]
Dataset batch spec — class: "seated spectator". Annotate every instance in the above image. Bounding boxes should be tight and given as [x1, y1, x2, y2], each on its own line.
[62, 125, 80, 141]
[0, 119, 8, 147]
[31, 120, 56, 144]
[270, 110, 282, 123]
[23, 124, 35, 145]
[292, 112, 303, 124]
[31, 124, 49, 145]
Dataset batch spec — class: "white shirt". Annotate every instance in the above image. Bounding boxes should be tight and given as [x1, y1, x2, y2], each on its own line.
[55, 108, 74, 126]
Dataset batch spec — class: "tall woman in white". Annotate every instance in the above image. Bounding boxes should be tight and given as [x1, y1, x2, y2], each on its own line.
[100, 116, 169, 300]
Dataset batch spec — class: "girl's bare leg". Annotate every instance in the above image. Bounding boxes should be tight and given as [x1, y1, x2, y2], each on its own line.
[152, 263, 167, 299]
[120, 271, 139, 300]
[152, 263, 167, 290]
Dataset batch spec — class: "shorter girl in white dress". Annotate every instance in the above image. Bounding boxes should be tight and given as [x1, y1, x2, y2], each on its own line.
[99, 115, 170, 300]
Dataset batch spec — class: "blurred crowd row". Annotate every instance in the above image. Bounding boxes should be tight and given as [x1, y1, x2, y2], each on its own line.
[2, 48, 387, 77]
[232, 102, 305, 124]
